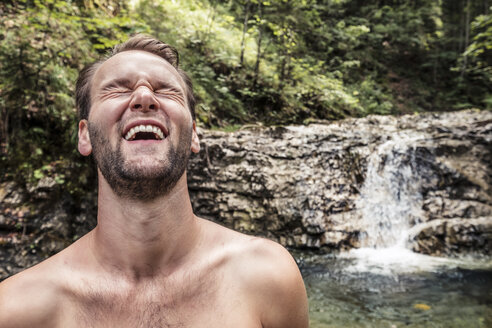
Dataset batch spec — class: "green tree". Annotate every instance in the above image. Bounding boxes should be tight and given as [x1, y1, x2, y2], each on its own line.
[0, 0, 148, 193]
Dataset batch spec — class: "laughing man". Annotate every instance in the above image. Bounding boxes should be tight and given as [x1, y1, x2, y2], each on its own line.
[0, 35, 309, 328]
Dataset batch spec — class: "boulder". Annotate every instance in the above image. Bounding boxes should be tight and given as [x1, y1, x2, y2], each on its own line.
[409, 217, 492, 257]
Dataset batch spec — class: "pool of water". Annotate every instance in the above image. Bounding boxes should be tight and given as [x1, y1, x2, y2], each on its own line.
[297, 251, 492, 328]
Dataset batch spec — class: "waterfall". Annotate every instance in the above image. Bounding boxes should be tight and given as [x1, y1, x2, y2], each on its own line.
[342, 131, 454, 274]
[356, 132, 425, 249]
[343, 130, 487, 274]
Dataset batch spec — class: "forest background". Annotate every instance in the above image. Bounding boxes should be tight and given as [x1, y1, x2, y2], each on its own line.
[0, 0, 491, 197]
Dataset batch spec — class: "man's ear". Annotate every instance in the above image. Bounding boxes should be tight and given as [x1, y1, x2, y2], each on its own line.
[190, 121, 200, 153]
[78, 119, 92, 156]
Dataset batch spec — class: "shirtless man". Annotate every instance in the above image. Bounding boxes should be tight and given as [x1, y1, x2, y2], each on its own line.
[0, 35, 308, 327]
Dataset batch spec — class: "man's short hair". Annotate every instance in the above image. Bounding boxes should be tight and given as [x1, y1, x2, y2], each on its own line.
[75, 34, 196, 121]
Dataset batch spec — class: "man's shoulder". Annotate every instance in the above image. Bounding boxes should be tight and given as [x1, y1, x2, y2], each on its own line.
[0, 257, 63, 327]
[229, 235, 305, 298]
[0, 238, 85, 328]
[228, 235, 309, 328]
[201, 219, 309, 328]
[202, 218, 302, 281]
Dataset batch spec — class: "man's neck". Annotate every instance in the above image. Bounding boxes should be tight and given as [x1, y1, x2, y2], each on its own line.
[89, 172, 201, 282]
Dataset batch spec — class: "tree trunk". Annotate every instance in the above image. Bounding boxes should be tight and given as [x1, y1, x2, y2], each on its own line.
[0, 109, 8, 155]
[202, 0, 217, 43]
[253, 1, 262, 86]
[239, 0, 251, 67]
[279, 54, 286, 91]
[461, 0, 471, 78]
[458, 0, 465, 54]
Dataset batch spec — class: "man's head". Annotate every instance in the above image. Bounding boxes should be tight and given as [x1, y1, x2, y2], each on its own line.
[76, 35, 200, 200]
[76, 34, 196, 121]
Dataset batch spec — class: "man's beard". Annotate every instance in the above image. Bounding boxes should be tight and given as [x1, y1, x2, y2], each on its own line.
[88, 121, 192, 201]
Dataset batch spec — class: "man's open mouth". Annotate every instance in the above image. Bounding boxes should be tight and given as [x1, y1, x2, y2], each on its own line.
[124, 124, 165, 141]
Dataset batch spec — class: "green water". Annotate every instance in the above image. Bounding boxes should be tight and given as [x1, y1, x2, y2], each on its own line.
[298, 254, 492, 328]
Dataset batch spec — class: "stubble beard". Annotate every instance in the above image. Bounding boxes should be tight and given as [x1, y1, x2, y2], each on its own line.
[88, 122, 192, 201]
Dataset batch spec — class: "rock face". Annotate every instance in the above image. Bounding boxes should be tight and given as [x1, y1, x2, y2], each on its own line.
[408, 217, 491, 257]
[0, 181, 97, 280]
[188, 109, 492, 256]
[1, 110, 491, 280]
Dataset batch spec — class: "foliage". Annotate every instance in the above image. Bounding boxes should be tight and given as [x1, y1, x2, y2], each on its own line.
[459, 9, 492, 108]
[0, 0, 491, 193]
[0, 0, 148, 193]
[134, 0, 491, 123]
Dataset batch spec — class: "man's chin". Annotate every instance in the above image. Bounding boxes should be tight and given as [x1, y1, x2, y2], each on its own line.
[120, 158, 170, 176]
[103, 167, 184, 201]
[120, 165, 170, 181]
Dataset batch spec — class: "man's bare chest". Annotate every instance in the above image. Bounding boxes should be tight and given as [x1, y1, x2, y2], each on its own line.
[59, 275, 260, 328]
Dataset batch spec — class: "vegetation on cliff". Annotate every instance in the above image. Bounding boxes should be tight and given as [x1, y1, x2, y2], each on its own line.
[0, 0, 491, 194]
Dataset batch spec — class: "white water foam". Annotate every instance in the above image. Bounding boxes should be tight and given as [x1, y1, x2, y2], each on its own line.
[341, 247, 492, 276]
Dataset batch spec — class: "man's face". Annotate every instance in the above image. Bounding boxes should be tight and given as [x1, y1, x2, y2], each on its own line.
[78, 50, 200, 200]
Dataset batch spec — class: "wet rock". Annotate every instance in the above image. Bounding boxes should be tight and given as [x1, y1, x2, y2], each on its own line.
[409, 217, 492, 256]
[0, 181, 25, 206]
[0, 181, 97, 280]
[27, 177, 59, 200]
[188, 109, 492, 255]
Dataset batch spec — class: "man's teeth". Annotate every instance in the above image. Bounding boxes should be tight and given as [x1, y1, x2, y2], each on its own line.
[124, 124, 165, 141]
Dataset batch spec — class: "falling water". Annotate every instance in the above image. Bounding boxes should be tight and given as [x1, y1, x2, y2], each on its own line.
[356, 132, 425, 249]
[343, 131, 465, 274]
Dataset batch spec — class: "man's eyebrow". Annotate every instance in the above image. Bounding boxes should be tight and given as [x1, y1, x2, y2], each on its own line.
[154, 80, 183, 93]
[100, 78, 133, 90]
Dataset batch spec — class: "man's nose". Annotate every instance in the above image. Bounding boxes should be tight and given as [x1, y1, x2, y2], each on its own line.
[130, 86, 159, 112]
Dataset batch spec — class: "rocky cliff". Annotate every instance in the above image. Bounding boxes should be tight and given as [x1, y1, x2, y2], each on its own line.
[1, 110, 491, 280]
[188, 109, 492, 256]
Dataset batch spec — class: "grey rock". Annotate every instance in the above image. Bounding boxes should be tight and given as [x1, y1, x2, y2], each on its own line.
[188, 109, 492, 254]
[409, 217, 492, 256]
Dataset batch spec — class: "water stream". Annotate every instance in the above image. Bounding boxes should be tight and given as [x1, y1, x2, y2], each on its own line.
[356, 131, 425, 249]
[300, 131, 492, 327]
